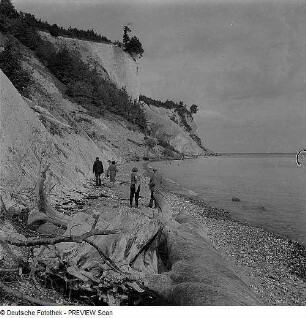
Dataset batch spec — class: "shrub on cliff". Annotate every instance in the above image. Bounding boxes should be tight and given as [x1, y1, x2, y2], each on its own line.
[47, 48, 82, 85]
[35, 40, 57, 63]
[44, 48, 147, 130]
[10, 19, 42, 50]
[0, 13, 10, 32]
[0, 40, 32, 95]
[0, 0, 19, 19]
[122, 25, 144, 58]
[49, 24, 60, 37]
[124, 36, 144, 57]
[190, 104, 199, 114]
[0, 2, 42, 50]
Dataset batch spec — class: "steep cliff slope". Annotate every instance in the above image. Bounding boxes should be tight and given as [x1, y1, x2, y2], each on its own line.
[37, 32, 207, 156]
[0, 41, 144, 208]
[39, 32, 140, 101]
[142, 103, 208, 155]
[0, 30, 210, 209]
[0, 69, 108, 207]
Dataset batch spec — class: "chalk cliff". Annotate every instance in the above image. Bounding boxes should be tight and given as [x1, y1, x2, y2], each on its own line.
[38, 32, 206, 156]
[142, 103, 208, 155]
[0, 31, 209, 209]
[0, 69, 107, 207]
[39, 32, 140, 101]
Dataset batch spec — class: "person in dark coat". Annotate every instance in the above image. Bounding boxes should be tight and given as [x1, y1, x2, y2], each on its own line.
[130, 167, 140, 208]
[93, 157, 104, 186]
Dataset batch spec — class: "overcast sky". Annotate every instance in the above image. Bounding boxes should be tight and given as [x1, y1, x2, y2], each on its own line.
[14, 0, 306, 153]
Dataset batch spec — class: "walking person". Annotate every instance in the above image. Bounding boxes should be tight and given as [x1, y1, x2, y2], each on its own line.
[106, 161, 118, 187]
[107, 160, 111, 168]
[148, 168, 158, 208]
[93, 157, 104, 186]
[130, 167, 140, 208]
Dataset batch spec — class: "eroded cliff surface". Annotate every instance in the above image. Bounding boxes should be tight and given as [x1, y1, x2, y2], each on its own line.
[142, 103, 209, 156]
[39, 32, 140, 101]
[0, 31, 210, 211]
[38, 32, 207, 157]
[0, 69, 108, 207]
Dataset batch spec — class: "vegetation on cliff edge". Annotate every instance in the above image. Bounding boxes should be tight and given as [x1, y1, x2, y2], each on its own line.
[0, 39, 32, 95]
[140, 94, 207, 150]
[140, 94, 198, 133]
[0, 0, 111, 43]
[0, 0, 147, 130]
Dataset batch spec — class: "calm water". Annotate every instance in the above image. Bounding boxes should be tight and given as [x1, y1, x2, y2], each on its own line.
[152, 154, 306, 246]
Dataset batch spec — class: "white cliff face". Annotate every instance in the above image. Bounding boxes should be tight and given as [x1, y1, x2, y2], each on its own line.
[0, 40, 146, 209]
[39, 32, 140, 101]
[0, 32, 209, 211]
[35, 33, 208, 155]
[0, 69, 113, 208]
[142, 103, 205, 156]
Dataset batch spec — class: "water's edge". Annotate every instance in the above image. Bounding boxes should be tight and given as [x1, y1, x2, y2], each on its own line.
[145, 161, 306, 285]
[150, 159, 306, 248]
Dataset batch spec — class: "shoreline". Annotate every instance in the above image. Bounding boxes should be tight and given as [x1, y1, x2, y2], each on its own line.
[55, 158, 306, 296]
[144, 161, 306, 304]
[156, 191, 306, 305]
[148, 157, 305, 247]
[3, 160, 305, 305]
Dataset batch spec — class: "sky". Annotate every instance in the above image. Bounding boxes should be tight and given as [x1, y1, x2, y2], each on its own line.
[14, 0, 306, 153]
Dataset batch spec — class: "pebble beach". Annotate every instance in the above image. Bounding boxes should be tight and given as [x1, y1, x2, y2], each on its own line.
[165, 191, 306, 305]
[8, 160, 303, 306]
[95, 161, 306, 305]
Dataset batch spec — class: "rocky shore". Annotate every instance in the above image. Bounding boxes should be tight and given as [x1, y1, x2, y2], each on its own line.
[1, 160, 305, 306]
[153, 168, 306, 305]
[164, 191, 306, 305]
[80, 161, 306, 305]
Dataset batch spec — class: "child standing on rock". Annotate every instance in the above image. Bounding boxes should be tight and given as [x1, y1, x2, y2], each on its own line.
[130, 167, 140, 208]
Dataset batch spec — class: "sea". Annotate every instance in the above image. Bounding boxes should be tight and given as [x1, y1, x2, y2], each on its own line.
[151, 154, 306, 247]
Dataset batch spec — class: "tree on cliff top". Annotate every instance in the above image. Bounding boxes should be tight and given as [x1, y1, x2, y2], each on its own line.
[123, 25, 144, 58]
[123, 24, 131, 46]
[0, 0, 19, 19]
[190, 104, 199, 115]
[125, 36, 144, 57]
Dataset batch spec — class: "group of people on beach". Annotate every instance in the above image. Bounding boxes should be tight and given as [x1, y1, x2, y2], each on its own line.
[129, 166, 160, 208]
[93, 157, 118, 187]
[92, 157, 160, 209]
